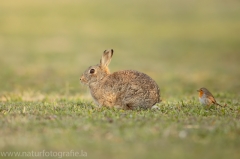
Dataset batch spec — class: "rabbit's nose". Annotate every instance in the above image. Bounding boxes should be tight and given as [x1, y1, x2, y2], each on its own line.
[80, 76, 85, 81]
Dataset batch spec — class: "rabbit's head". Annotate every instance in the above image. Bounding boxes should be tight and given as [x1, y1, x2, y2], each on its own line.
[80, 49, 113, 86]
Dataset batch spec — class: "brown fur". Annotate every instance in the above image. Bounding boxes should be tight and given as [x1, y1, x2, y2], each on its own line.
[80, 49, 161, 110]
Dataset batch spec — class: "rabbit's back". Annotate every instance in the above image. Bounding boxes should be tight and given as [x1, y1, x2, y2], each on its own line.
[100, 70, 160, 109]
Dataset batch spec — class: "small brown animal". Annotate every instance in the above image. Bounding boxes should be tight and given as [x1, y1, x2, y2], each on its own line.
[80, 49, 161, 110]
[197, 87, 223, 107]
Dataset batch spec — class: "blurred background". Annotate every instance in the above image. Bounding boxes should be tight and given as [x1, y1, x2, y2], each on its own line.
[0, 0, 240, 100]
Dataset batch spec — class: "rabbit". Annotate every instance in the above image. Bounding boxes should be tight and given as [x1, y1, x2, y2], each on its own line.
[80, 49, 161, 110]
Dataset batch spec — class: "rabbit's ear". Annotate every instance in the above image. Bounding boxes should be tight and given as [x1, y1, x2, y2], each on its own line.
[100, 49, 113, 67]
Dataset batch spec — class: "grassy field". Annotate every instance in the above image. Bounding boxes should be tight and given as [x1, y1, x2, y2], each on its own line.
[0, 0, 240, 158]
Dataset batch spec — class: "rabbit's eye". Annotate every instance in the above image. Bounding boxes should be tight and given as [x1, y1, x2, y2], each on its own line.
[90, 69, 95, 74]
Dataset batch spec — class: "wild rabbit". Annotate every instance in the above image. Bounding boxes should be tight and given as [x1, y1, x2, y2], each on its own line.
[80, 49, 160, 110]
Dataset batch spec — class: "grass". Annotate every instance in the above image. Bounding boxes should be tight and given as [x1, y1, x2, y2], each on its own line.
[0, 0, 240, 158]
[0, 95, 240, 159]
